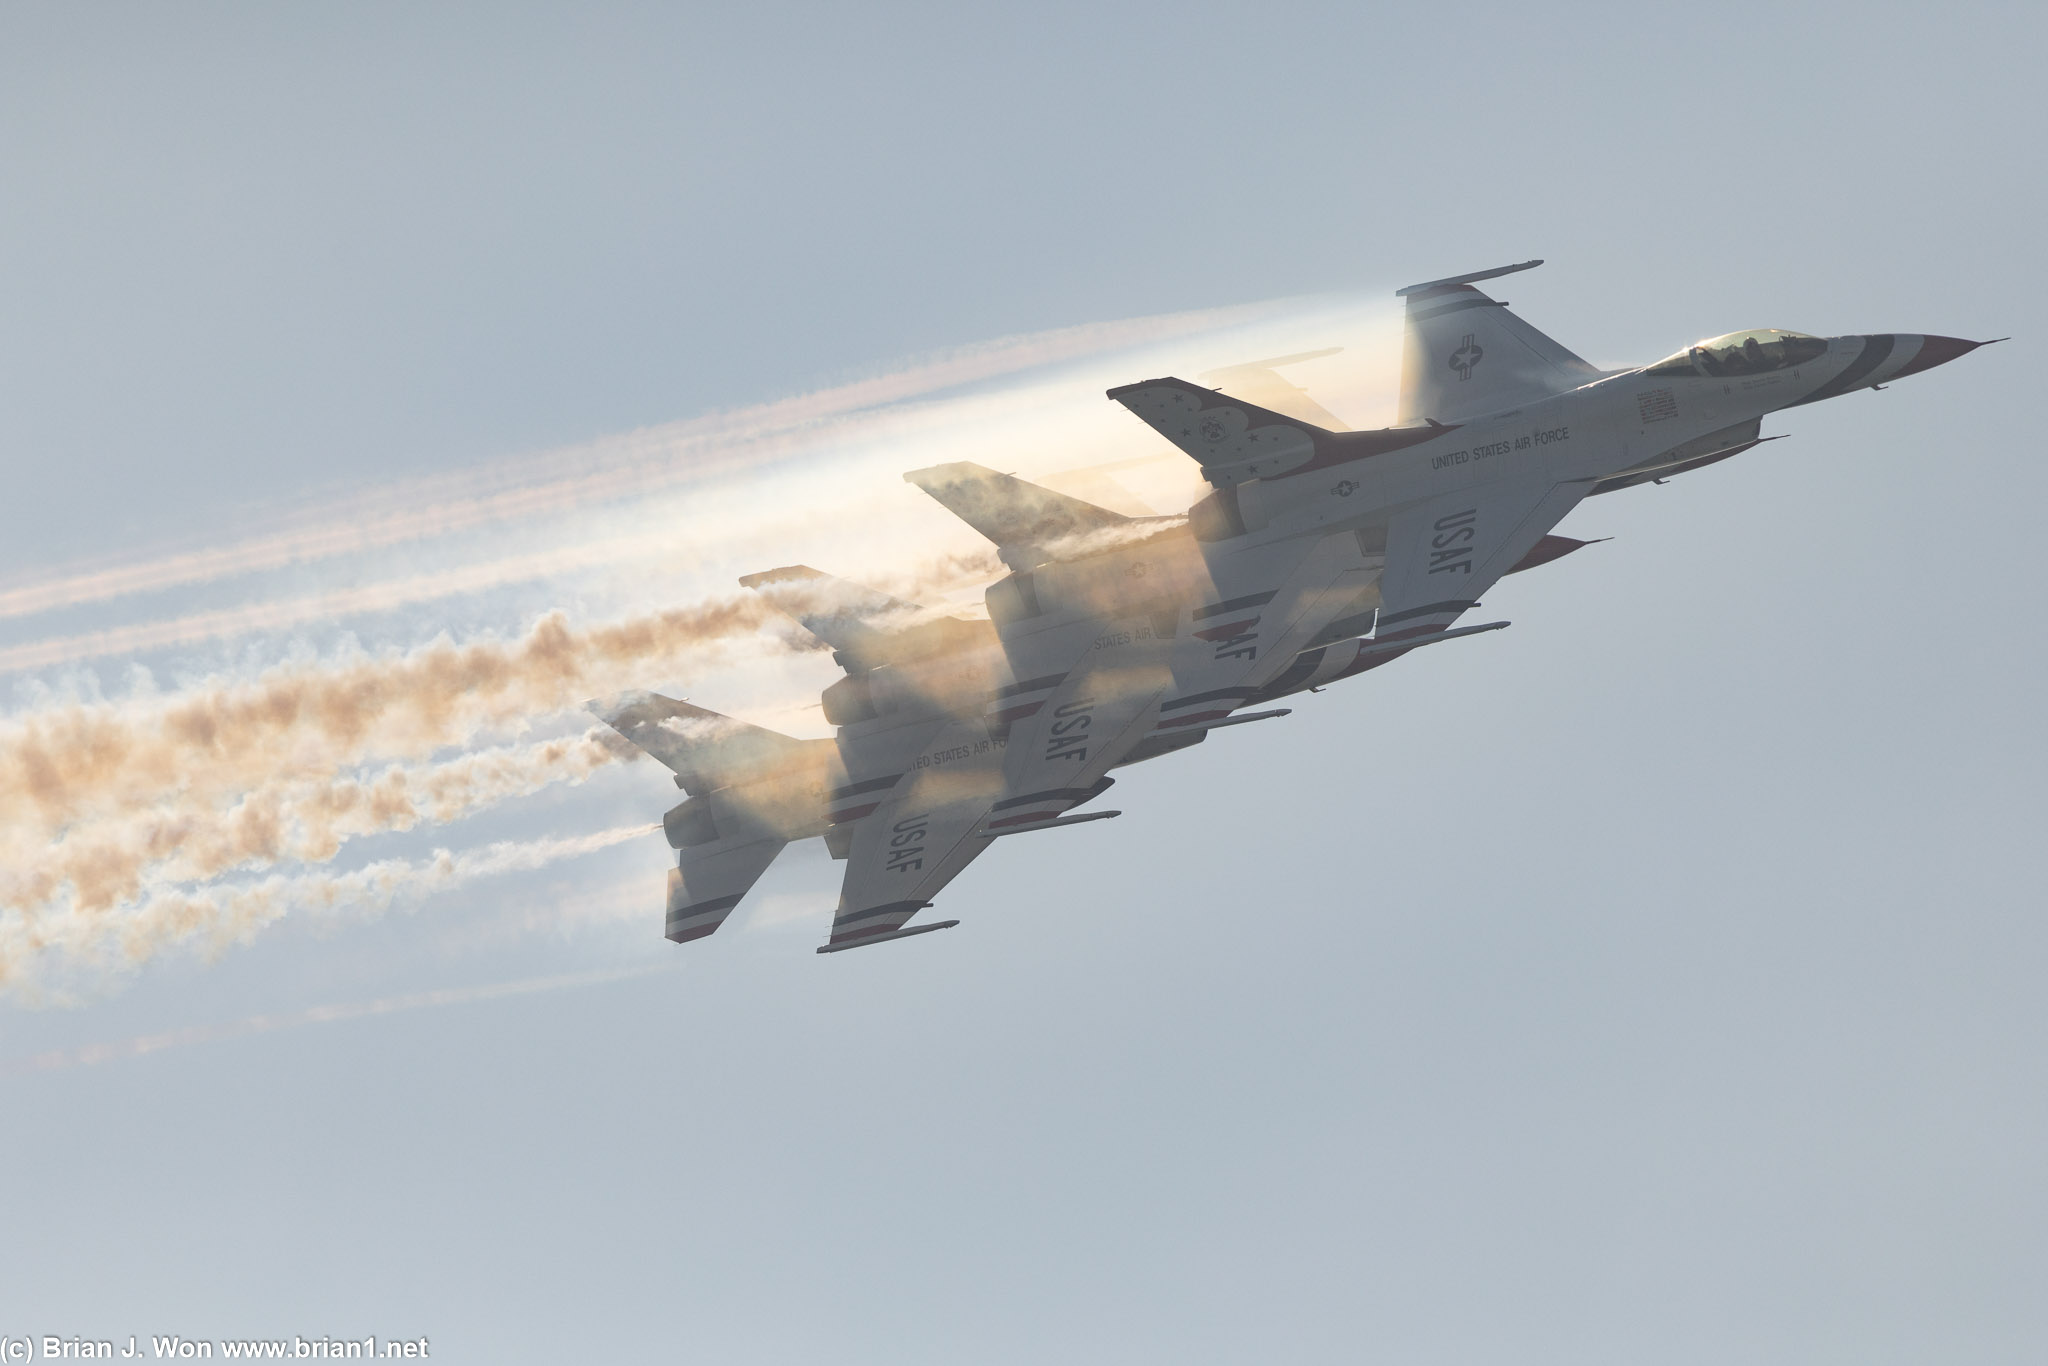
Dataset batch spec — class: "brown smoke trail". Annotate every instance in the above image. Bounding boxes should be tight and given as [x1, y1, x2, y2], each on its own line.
[1, 823, 658, 993]
[0, 530, 1005, 996]
[0, 549, 998, 952]
[0, 541, 1008, 855]
[0, 597, 777, 849]
[0, 729, 629, 919]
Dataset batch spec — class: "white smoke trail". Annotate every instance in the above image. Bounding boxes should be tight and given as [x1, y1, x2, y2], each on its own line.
[0, 297, 1393, 695]
[2, 961, 676, 1076]
[0, 541, 671, 676]
[1, 823, 658, 993]
[0, 444, 1005, 675]
[0, 301, 1285, 627]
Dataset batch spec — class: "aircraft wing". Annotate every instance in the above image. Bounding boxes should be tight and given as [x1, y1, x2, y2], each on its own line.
[1374, 478, 1590, 639]
[1151, 531, 1382, 729]
[819, 723, 1006, 951]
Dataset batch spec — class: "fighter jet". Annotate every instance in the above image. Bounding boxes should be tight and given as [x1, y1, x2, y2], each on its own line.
[591, 555, 1181, 951]
[1109, 260, 1993, 650]
[589, 571, 1005, 948]
[957, 259, 1992, 838]
[593, 487, 1543, 952]
[600, 261, 1990, 953]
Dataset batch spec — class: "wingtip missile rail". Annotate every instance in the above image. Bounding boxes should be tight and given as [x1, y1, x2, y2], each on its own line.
[1356, 619, 1510, 659]
[815, 920, 962, 954]
[982, 809, 1123, 838]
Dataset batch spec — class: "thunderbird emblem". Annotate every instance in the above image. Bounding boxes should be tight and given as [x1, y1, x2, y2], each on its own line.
[1449, 333, 1484, 381]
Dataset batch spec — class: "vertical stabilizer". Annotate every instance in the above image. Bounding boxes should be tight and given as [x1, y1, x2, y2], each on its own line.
[740, 564, 993, 671]
[1396, 261, 1599, 426]
[903, 462, 1139, 571]
[588, 692, 819, 795]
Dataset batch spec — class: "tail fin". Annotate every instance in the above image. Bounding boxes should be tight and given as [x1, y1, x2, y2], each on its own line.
[739, 565, 991, 670]
[588, 691, 816, 795]
[1395, 260, 1599, 426]
[903, 462, 1136, 571]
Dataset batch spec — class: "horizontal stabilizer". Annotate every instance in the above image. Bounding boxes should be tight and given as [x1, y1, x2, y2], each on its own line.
[589, 691, 816, 795]
[667, 834, 786, 942]
[903, 462, 1139, 571]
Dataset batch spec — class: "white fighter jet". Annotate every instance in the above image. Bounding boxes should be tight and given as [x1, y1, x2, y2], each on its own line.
[1109, 260, 1992, 650]
[592, 533, 1487, 952]
[599, 261, 1991, 953]
[592, 557, 1182, 950]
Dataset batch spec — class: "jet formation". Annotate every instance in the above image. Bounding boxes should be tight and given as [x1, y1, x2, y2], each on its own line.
[595, 261, 1991, 953]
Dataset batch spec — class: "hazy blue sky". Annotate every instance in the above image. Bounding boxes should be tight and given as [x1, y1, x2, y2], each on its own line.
[2, 3, 2042, 1362]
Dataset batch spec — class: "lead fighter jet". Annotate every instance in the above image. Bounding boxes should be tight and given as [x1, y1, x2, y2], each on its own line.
[598, 261, 1992, 953]
[1110, 261, 1990, 647]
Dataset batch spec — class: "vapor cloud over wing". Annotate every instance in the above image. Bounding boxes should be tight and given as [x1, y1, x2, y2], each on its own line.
[0, 301, 1293, 630]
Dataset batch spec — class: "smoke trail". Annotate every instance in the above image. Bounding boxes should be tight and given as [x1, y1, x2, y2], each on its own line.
[0, 729, 629, 919]
[0, 294, 1399, 1006]
[0, 546, 1003, 984]
[0, 538, 1011, 852]
[2, 823, 658, 992]
[0, 474, 1003, 675]
[0, 301, 1284, 627]
[0, 598, 776, 844]
[0, 540, 676, 676]
[0, 301, 1363, 676]
[2, 961, 677, 1077]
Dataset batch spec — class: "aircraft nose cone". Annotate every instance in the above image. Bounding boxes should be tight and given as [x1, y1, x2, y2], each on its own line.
[1888, 334, 1989, 379]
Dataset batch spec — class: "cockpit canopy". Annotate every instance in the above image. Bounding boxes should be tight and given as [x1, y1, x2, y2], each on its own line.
[1646, 329, 1828, 379]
